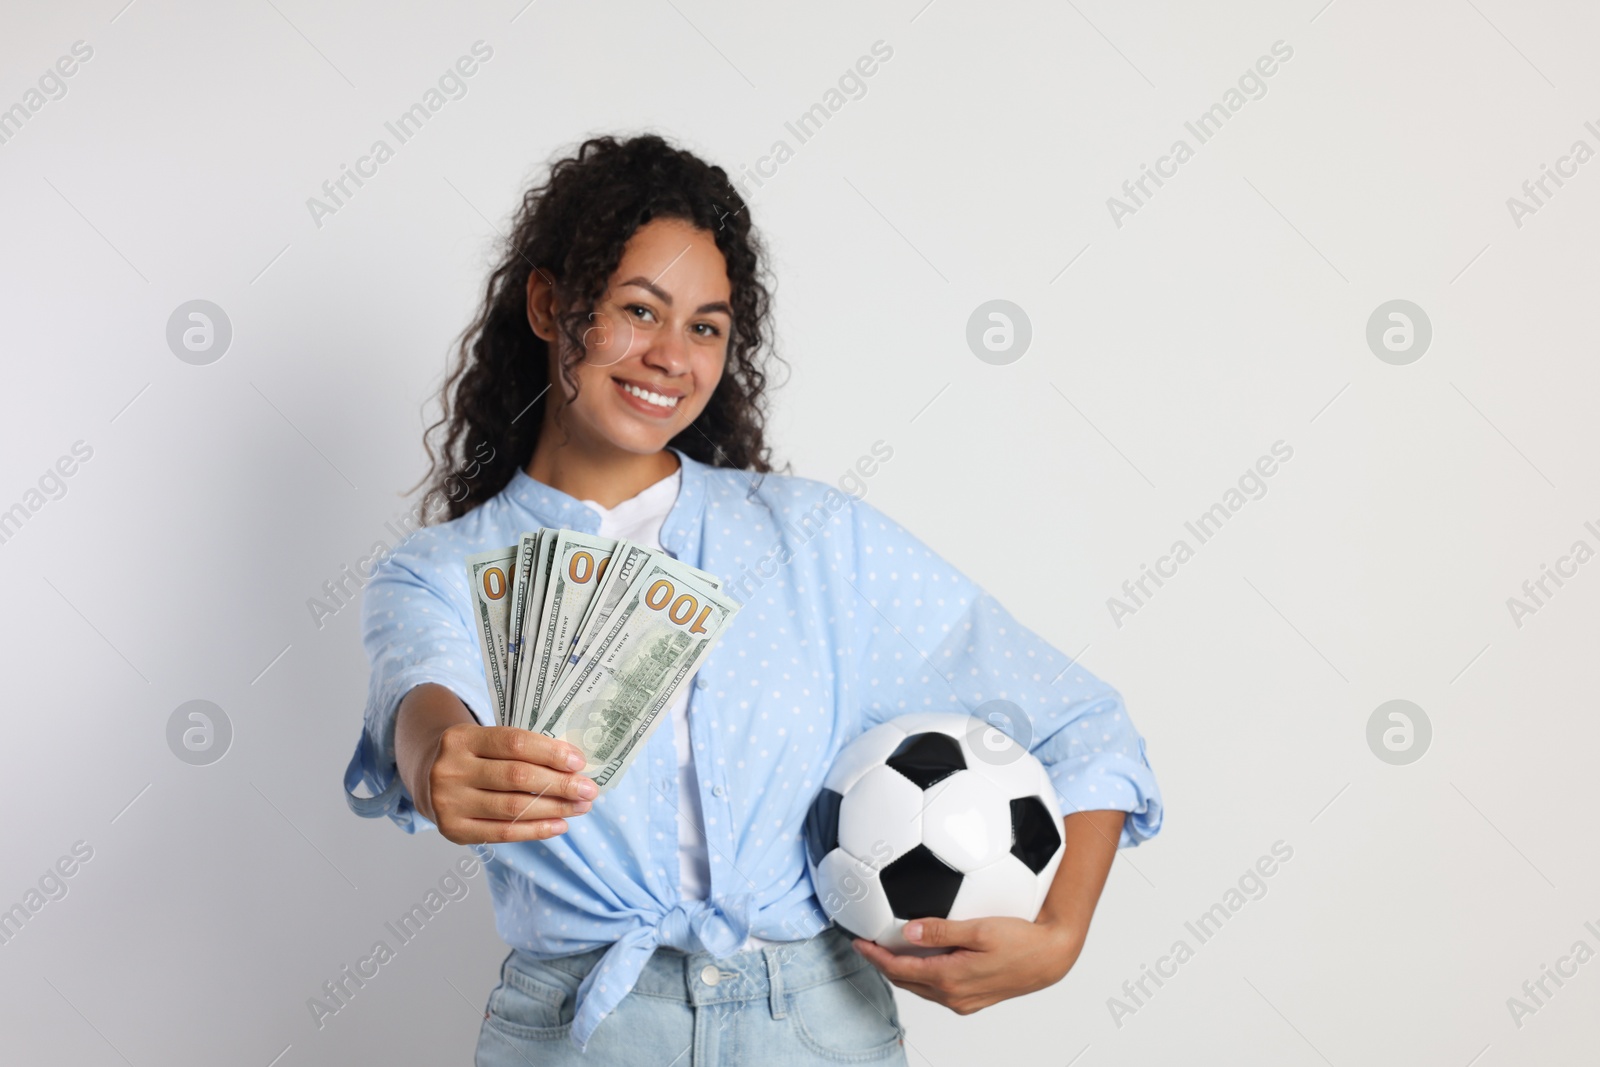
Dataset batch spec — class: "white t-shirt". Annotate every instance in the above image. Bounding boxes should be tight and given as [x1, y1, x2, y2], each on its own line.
[580, 469, 708, 897]
[580, 466, 780, 951]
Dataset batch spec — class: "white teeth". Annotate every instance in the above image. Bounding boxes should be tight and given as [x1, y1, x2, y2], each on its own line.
[623, 382, 680, 408]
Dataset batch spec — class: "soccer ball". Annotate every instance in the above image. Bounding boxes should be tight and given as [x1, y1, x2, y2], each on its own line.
[804, 712, 1066, 956]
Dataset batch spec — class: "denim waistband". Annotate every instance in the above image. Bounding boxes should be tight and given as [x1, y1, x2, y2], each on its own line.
[510, 924, 869, 1013]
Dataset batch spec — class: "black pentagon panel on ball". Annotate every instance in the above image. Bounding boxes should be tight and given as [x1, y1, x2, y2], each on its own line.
[885, 732, 965, 790]
[1009, 796, 1063, 874]
[879, 844, 963, 919]
[804, 788, 844, 867]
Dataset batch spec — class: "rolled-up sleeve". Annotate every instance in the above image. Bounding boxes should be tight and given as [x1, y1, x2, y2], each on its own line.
[844, 498, 1163, 847]
[344, 546, 494, 832]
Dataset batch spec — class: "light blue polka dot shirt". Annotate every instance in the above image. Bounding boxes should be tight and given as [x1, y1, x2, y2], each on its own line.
[343, 448, 1163, 1052]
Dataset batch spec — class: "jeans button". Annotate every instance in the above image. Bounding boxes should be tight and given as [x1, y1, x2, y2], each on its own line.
[700, 963, 722, 986]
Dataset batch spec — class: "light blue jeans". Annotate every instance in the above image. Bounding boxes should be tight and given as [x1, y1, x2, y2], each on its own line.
[475, 924, 910, 1065]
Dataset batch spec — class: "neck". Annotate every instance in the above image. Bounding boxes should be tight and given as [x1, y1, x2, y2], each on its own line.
[524, 426, 680, 509]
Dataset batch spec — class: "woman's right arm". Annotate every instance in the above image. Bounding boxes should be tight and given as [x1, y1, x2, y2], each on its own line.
[394, 682, 599, 844]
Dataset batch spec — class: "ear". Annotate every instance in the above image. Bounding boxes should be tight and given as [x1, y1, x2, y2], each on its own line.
[525, 267, 558, 342]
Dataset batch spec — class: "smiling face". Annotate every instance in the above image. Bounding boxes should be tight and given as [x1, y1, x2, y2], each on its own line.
[528, 216, 732, 461]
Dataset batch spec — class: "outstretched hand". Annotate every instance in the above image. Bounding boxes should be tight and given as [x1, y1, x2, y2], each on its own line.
[851, 914, 1084, 1015]
[395, 684, 598, 845]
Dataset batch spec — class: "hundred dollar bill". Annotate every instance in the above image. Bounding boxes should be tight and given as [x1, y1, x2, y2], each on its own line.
[515, 534, 566, 735]
[465, 546, 518, 726]
[504, 531, 541, 668]
[502, 531, 547, 729]
[563, 545, 724, 675]
[561, 542, 654, 679]
[522, 531, 618, 733]
[540, 557, 741, 792]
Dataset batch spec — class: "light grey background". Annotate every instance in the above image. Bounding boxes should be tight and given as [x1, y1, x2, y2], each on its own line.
[2, 1, 1596, 1064]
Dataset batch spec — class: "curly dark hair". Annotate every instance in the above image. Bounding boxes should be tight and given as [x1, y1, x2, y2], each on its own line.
[415, 132, 782, 521]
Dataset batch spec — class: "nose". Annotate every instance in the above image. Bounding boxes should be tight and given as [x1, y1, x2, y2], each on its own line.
[642, 325, 690, 376]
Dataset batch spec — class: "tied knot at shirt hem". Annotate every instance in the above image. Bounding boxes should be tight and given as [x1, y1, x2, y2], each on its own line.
[569, 895, 756, 1052]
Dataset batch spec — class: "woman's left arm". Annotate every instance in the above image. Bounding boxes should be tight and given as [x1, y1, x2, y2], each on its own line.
[835, 495, 1163, 1012]
[852, 809, 1126, 1013]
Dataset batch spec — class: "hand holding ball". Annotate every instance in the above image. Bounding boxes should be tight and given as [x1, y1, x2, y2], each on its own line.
[804, 712, 1065, 957]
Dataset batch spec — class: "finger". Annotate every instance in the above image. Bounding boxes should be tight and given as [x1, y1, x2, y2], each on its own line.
[904, 917, 990, 952]
[851, 937, 895, 969]
[851, 937, 941, 984]
[470, 726, 585, 770]
[477, 757, 599, 802]
[457, 789, 593, 822]
[447, 816, 572, 844]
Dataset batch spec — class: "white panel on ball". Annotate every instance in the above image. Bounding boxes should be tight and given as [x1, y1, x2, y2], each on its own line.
[839, 764, 925, 868]
[821, 722, 907, 794]
[1036, 771, 1062, 825]
[947, 856, 1044, 923]
[920, 771, 1011, 873]
[813, 849, 895, 943]
[958, 731, 1044, 801]
[957, 716, 1023, 760]
[1033, 759, 1063, 814]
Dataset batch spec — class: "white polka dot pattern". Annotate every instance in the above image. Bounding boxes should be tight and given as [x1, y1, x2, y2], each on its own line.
[341, 448, 1163, 1052]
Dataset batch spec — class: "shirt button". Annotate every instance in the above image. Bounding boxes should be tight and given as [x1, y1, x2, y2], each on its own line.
[695, 676, 708, 690]
[712, 785, 725, 798]
[700, 964, 722, 986]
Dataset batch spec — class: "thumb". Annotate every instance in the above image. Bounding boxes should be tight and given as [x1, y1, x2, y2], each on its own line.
[905, 916, 986, 949]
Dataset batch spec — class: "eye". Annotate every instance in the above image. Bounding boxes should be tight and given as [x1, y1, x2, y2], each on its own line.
[692, 322, 722, 338]
[625, 304, 656, 322]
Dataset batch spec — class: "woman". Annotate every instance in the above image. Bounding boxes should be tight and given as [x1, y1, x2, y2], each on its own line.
[343, 133, 1163, 1065]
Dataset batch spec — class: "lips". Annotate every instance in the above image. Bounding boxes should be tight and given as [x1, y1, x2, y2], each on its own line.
[613, 377, 683, 417]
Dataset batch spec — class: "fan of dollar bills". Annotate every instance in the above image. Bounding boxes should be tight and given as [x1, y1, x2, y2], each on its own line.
[465, 531, 741, 793]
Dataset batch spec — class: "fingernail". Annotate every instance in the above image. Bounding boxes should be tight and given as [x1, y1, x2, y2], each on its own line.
[566, 750, 585, 770]
[576, 778, 598, 799]
[573, 799, 592, 813]
[904, 922, 922, 941]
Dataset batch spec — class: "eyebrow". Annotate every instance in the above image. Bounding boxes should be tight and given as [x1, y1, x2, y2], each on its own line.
[618, 276, 732, 318]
